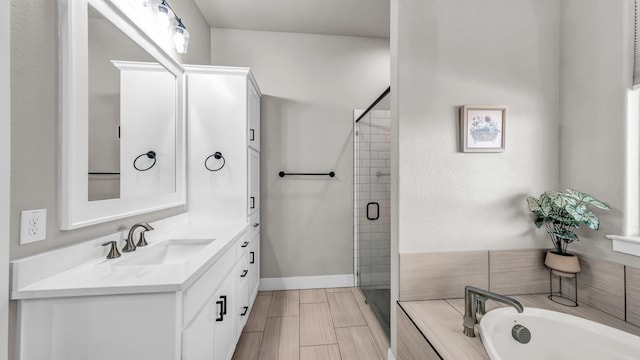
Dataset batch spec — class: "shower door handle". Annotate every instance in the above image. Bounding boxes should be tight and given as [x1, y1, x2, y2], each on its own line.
[366, 202, 380, 221]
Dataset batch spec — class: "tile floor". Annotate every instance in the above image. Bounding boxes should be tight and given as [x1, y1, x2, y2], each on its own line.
[232, 287, 390, 360]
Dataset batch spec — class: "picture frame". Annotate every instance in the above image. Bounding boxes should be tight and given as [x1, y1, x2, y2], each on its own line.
[459, 105, 507, 153]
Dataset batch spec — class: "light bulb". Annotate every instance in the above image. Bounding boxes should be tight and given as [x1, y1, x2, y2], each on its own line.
[173, 25, 190, 54]
[128, 0, 152, 10]
[155, 3, 175, 31]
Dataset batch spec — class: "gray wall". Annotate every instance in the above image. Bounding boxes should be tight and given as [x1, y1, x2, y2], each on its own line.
[560, 0, 640, 268]
[10, 0, 211, 261]
[395, 0, 561, 254]
[210, 28, 390, 279]
[9, 1, 210, 358]
[1, 0, 10, 358]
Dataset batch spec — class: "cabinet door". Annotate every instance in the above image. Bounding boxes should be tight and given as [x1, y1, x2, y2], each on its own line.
[248, 149, 260, 215]
[248, 85, 260, 151]
[182, 300, 215, 360]
[214, 275, 236, 360]
[248, 232, 260, 299]
[235, 279, 249, 338]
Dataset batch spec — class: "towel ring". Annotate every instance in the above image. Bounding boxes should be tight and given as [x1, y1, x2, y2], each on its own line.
[133, 151, 157, 171]
[205, 152, 226, 171]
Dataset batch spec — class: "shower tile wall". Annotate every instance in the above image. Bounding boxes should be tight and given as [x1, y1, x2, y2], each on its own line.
[356, 109, 391, 289]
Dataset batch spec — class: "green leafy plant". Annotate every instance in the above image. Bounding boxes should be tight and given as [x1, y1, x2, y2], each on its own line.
[527, 189, 610, 255]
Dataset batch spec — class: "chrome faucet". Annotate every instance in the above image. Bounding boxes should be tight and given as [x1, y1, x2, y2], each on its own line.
[463, 285, 524, 337]
[122, 222, 154, 252]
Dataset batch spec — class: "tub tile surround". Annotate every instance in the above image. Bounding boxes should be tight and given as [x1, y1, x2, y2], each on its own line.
[624, 266, 640, 327]
[398, 294, 640, 360]
[401, 249, 640, 329]
[489, 249, 550, 295]
[400, 251, 489, 300]
[560, 254, 626, 320]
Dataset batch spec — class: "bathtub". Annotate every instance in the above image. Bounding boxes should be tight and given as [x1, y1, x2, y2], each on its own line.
[479, 307, 640, 360]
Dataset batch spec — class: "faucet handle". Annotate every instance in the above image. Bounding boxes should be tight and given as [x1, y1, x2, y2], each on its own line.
[136, 230, 150, 247]
[101, 241, 121, 259]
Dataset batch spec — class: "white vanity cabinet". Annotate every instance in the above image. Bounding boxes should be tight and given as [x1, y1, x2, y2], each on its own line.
[185, 65, 261, 348]
[15, 227, 253, 360]
[183, 274, 235, 360]
[248, 84, 261, 151]
[249, 148, 260, 216]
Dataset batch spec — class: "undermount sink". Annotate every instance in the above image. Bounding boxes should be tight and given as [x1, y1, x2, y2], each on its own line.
[114, 239, 215, 266]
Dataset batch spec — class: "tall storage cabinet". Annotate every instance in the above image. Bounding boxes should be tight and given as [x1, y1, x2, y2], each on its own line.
[185, 65, 261, 359]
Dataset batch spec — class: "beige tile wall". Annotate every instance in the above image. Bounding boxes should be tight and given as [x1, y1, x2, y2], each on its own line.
[560, 254, 625, 320]
[489, 249, 550, 295]
[399, 251, 489, 301]
[627, 266, 640, 327]
[401, 249, 640, 329]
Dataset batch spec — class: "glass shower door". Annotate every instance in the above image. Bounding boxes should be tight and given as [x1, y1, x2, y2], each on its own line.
[354, 97, 391, 337]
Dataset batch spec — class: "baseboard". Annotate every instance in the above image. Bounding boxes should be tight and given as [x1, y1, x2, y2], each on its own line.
[259, 274, 354, 291]
[387, 348, 395, 360]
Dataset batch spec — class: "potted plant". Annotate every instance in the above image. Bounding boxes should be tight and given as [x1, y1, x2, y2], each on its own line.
[527, 189, 610, 274]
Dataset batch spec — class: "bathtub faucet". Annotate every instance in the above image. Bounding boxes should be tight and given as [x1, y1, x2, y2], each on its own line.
[463, 285, 523, 337]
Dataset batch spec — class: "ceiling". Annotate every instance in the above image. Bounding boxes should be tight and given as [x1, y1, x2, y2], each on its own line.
[193, 0, 390, 39]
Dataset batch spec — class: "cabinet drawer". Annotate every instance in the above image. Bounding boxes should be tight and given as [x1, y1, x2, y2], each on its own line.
[183, 247, 235, 326]
[236, 280, 250, 337]
[234, 256, 250, 284]
[249, 212, 260, 237]
[236, 230, 251, 261]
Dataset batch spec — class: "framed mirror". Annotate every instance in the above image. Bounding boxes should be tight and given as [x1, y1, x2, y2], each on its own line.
[59, 0, 186, 230]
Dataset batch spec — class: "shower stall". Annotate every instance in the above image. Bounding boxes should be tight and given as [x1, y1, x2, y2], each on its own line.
[354, 87, 391, 337]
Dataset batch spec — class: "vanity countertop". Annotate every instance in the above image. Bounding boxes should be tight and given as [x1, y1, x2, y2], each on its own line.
[399, 294, 640, 360]
[11, 220, 249, 300]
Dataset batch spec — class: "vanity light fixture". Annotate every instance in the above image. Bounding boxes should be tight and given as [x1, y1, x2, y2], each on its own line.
[155, 1, 175, 31]
[125, 0, 190, 54]
[127, 0, 152, 11]
[173, 18, 190, 54]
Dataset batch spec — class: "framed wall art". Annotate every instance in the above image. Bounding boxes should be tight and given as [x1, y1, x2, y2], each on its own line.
[459, 105, 507, 153]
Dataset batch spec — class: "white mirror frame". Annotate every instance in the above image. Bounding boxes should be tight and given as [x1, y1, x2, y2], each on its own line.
[59, 0, 186, 230]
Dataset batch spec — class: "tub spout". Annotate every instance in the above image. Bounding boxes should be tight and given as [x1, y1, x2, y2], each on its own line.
[463, 286, 523, 337]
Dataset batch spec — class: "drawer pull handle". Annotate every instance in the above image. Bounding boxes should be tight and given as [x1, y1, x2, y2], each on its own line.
[250, 251, 255, 264]
[241, 269, 248, 278]
[250, 129, 255, 141]
[253, 223, 260, 228]
[241, 241, 249, 248]
[250, 197, 255, 209]
[221, 295, 227, 315]
[241, 306, 249, 316]
[216, 300, 224, 321]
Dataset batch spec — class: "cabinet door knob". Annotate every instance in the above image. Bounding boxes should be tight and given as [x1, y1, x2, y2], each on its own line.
[241, 241, 249, 248]
[253, 223, 260, 228]
[241, 269, 248, 278]
[241, 306, 249, 316]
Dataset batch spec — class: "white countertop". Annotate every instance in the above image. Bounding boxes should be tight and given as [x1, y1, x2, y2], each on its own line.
[11, 218, 249, 300]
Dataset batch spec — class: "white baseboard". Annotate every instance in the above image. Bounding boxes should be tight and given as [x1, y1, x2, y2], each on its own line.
[387, 348, 395, 360]
[259, 274, 354, 291]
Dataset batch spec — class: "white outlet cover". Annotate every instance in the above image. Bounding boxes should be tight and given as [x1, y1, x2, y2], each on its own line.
[20, 209, 47, 244]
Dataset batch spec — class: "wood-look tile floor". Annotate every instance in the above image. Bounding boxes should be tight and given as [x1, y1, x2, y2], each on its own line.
[232, 287, 390, 360]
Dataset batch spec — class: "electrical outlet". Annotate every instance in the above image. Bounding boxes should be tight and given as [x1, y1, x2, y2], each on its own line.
[20, 209, 47, 244]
